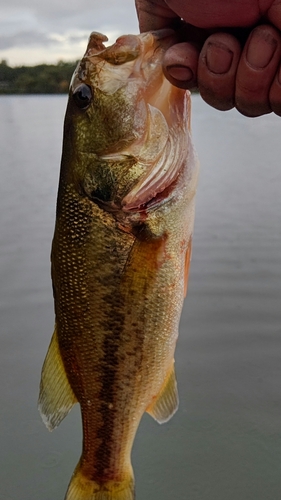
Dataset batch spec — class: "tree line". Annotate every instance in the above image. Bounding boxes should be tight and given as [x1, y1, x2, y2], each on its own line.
[0, 59, 78, 94]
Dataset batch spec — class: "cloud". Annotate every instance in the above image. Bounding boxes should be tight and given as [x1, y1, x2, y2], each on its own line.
[0, 0, 139, 65]
[0, 31, 57, 50]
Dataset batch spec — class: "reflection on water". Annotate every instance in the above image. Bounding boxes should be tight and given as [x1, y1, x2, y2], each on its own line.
[0, 95, 280, 499]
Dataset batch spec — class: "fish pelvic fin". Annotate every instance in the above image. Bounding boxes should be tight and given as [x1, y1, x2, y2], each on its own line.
[65, 461, 134, 500]
[38, 325, 77, 431]
[146, 362, 179, 424]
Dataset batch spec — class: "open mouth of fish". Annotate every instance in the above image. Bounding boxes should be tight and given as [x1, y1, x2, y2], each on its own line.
[72, 30, 191, 214]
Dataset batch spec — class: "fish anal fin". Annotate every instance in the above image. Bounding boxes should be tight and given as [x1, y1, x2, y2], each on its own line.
[146, 362, 179, 424]
[184, 237, 192, 298]
[38, 325, 77, 431]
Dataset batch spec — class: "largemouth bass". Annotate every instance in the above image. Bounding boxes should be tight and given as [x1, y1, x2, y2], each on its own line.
[38, 30, 199, 500]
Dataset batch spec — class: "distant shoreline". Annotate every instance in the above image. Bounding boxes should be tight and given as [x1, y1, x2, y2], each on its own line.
[0, 60, 77, 95]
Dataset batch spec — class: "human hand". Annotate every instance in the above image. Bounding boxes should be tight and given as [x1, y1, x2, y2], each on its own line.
[135, 0, 281, 116]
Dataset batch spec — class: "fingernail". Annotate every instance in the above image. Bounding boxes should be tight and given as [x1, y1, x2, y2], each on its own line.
[205, 42, 233, 74]
[166, 65, 194, 82]
[246, 31, 277, 69]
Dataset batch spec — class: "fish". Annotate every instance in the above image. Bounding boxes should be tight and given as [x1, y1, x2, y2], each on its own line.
[38, 29, 199, 500]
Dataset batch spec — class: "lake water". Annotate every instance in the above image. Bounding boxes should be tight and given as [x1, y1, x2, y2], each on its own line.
[0, 94, 280, 500]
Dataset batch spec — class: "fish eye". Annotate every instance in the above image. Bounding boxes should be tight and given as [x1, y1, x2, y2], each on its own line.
[72, 84, 93, 109]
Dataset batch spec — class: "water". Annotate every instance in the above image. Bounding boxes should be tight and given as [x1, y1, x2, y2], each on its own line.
[0, 95, 280, 499]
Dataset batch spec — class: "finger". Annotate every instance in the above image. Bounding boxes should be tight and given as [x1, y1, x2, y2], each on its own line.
[235, 25, 281, 117]
[269, 65, 281, 116]
[135, 0, 178, 32]
[267, 1, 281, 31]
[163, 42, 200, 89]
[197, 33, 242, 111]
[166, 0, 262, 28]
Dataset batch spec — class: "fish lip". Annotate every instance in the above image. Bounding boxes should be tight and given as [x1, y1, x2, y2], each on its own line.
[72, 29, 177, 87]
[84, 29, 176, 61]
[121, 156, 187, 215]
[145, 28, 176, 41]
[122, 172, 181, 214]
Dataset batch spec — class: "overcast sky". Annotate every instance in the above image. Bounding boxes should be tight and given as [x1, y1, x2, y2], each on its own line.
[0, 0, 139, 66]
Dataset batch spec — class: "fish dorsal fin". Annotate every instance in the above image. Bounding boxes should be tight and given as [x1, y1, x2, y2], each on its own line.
[38, 326, 77, 431]
[146, 363, 179, 424]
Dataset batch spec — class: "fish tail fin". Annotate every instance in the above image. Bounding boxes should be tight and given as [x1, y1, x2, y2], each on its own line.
[65, 460, 135, 500]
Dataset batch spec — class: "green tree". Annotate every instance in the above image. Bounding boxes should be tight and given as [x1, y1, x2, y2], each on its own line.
[0, 61, 78, 94]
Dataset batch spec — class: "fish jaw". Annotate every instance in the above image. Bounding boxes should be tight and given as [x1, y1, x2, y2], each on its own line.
[66, 31, 193, 214]
[121, 91, 191, 212]
[71, 29, 176, 97]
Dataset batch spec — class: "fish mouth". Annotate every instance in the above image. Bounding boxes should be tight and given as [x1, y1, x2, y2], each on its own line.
[121, 38, 191, 212]
[74, 31, 191, 213]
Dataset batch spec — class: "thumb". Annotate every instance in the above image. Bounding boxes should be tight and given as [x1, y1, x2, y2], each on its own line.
[135, 0, 179, 32]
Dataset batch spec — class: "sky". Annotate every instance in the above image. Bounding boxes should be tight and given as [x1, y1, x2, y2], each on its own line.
[0, 0, 139, 66]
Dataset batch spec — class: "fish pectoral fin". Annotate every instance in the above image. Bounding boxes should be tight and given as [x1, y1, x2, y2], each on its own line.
[146, 362, 179, 424]
[38, 325, 77, 431]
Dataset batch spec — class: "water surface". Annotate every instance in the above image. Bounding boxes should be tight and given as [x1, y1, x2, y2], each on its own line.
[0, 95, 280, 499]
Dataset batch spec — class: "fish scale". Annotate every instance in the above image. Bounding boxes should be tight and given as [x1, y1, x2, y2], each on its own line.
[38, 30, 199, 500]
